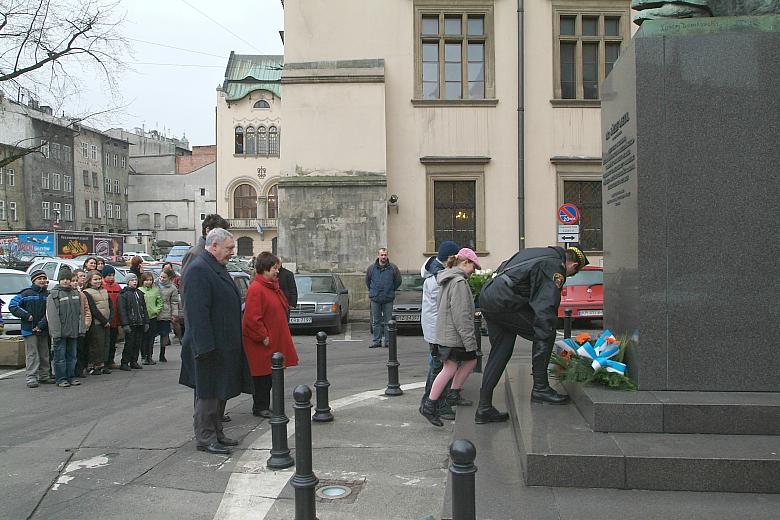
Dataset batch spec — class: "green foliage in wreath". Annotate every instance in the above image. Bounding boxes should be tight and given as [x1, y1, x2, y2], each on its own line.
[549, 333, 637, 391]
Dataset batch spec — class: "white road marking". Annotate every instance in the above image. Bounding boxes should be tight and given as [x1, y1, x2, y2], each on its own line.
[0, 369, 25, 380]
[332, 321, 363, 342]
[52, 454, 111, 490]
[213, 381, 426, 520]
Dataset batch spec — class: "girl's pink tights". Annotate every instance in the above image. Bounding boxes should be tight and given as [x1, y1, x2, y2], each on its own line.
[429, 359, 477, 401]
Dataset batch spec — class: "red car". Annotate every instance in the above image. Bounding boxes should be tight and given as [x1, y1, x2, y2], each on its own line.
[558, 266, 603, 321]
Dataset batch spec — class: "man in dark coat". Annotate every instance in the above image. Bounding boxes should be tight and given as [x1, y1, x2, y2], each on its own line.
[365, 247, 401, 348]
[181, 214, 230, 272]
[276, 257, 297, 319]
[474, 245, 589, 423]
[179, 228, 248, 454]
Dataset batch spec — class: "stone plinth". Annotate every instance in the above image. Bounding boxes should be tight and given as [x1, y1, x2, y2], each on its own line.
[601, 16, 780, 391]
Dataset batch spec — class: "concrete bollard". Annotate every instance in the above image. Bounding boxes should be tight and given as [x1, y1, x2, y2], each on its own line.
[450, 439, 477, 520]
[267, 352, 294, 469]
[312, 331, 333, 422]
[384, 319, 403, 396]
[291, 385, 318, 520]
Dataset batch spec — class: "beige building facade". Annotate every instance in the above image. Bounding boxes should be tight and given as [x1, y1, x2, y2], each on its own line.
[216, 53, 283, 257]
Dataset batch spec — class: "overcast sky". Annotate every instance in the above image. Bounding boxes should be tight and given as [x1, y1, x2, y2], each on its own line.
[109, 0, 283, 146]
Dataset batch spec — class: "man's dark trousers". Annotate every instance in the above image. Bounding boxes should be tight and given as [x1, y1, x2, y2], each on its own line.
[480, 310, 534, 400]
[194, 397, 226, 446]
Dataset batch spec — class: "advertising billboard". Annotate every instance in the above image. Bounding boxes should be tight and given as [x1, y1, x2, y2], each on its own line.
[93, 235, 123, 258]
[56, 233, 92, 258]
[0, 232, 56, 259]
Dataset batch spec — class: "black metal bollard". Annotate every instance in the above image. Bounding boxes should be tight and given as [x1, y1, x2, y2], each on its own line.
[291, 385, 318, 520]
[384, 319, 403, 396]
[312, 331, 333, 422]
[563, 309, 573, 339]
[474, 313, 483, 374]
[449, 439, 477, 520]
[267, 352, 294, 469]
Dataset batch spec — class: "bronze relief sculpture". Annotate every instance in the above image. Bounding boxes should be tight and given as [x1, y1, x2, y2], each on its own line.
[632, 0, 780, 24]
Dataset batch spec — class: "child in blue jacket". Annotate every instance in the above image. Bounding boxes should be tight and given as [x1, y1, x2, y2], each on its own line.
[9, 270, 51, 388]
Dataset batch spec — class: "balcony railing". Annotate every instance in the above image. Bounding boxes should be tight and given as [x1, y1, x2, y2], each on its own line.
[227, 218, 278, 230]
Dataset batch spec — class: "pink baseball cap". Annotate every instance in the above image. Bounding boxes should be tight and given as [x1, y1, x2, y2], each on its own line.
[457, 248, 481, 270]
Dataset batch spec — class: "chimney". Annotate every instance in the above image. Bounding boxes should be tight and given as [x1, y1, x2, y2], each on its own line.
[39, 105, 53, 115]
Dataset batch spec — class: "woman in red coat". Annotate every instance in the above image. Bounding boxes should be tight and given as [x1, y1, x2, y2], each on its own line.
[242, 252, 299, 418]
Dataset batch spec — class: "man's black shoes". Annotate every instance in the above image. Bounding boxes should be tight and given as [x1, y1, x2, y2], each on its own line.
[474, 405, 510, 424]
[217, 437, 239, 446]
[530, 385, 570, 405]
[369, 343, 381, 348]
[197, 442, 231, 455]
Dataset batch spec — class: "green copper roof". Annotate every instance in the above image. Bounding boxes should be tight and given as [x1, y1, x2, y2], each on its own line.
[222, 53, 283, 101]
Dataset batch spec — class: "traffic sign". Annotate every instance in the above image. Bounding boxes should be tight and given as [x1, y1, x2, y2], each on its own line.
[558, 233, 580, 243]
[558, 224, 580, 234]
[557, 203, 580, 224]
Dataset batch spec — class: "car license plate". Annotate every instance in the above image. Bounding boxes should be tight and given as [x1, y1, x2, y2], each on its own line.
[395, 314, 419, 322]
[579, 310, 603, 317]
[289, 317, 313, 324]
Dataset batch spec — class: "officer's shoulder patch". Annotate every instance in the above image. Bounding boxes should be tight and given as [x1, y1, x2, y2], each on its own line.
[553, 272, 565, 289]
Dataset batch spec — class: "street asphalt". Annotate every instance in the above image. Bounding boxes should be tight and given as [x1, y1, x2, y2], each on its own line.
[3, 316, 776, 519]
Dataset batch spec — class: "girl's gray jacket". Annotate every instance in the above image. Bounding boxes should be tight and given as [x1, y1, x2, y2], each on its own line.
[157, 282, 180, 321]
[435, 267, 477, 352]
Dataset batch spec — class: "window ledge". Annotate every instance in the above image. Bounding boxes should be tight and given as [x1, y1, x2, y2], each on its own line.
[412, 98, 498, 108]
[233, 154, 280, 158]
[424, 251, 489, 257]
[550, 99, 601, 108]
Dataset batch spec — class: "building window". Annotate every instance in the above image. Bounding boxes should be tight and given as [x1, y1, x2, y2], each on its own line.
[269, 126, 279, 156]
[267, 184, 278, 219]
[83, 170, 90, 186]
[0, 201, 5, 220]
[200, 213, 206, 221]
[41, 140, 49, 158]
[253, 100, 270, 109]
[107, 203, 113, 219]
[553, 3, 629, 101]
[114, 179, 120, 193]
[9, 202, 17, 221]
[164, 215, 178, 229]
[246, 126, 256, 155]
[81, 142, 88, 158]
[92, 172, 98, 188]
[105, 151, 110, 165]
[200, 188, 206, 196]
[52, 173, 61, 191]
[91, 144, 97, 160]
[52, 143, 60, 160]
[86, 199, 92, 218]
[63, 145, 70, 162]
[42, 201, 51, 220]
[233, 183, 257, 219]
[121, 155, 126, 168]
[237, 236, 254, 256]
[105, 177, 111, 192]
[113, 154, 117, 167]
[6, 168, 14, 187]
[414, 4, 495, 102]
[94, 200, 100, 219]
[115, 204, 120, 220]
[0, 168, 4, 185]
[42, 172, 50, 189]
[137, 213, 150, 229]
[563, 180, 602, 251]
[64, 204, 72, 221]
[234, 126, 244, 154]
[258, 126, 268, 155]
[53, 202, 61, 222]
[64, 175, 71, 192]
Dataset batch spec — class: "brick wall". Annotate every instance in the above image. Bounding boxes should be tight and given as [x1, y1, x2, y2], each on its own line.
[176, 145, 216, 174]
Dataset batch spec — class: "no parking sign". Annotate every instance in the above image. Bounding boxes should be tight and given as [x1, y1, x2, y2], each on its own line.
[557, 203, 580, 224]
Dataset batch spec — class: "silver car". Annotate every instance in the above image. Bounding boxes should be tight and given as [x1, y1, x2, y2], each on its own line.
[289, 274, 349, 335]
[0, 268, 33, 336]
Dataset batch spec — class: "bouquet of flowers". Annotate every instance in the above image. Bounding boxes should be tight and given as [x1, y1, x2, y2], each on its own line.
[551, 330, 636, 390]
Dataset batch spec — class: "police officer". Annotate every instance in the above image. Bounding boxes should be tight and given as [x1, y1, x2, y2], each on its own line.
[474, 245, 589, 423]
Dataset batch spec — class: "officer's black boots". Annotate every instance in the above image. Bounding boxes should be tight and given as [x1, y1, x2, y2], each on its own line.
[530, 340, 570, 405]
[420, 397, 443, 427]
[474, 389, 510, 424]
[445, 388, 473, 407]
[531, 385, 570, 404]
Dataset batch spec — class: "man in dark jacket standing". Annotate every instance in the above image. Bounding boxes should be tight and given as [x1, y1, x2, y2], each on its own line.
[366, 247, 402, 348]
[475, 245, 589, 423]
[179, 228, 247, 455]
[276, 257, 297, 317]
[181, 214, 230, 272]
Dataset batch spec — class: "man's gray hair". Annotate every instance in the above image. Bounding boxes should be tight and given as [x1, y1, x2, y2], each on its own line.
[205, 227, 234, 247]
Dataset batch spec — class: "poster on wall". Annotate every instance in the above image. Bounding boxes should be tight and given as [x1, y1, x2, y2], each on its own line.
[93, 235, 123, 258]
[56, 233, 92, 258]
[0, 232, 56, 259]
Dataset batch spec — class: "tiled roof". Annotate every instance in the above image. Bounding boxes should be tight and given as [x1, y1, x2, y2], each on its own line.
[222, 52, 283, 101]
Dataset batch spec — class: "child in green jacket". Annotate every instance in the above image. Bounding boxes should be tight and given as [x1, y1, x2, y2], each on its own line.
[138, 273, 162, 365]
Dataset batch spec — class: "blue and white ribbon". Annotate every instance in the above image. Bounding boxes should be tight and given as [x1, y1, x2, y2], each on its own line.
[555, 330, 626, 375]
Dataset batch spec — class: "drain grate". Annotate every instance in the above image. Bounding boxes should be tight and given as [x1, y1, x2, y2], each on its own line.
[314, 478, 365, 504]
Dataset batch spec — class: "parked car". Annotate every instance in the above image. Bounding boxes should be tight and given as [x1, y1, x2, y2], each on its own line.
[145, 261, 182, 279]
[289, 273, 349, 334]
[230, 271, 251, 310]
[26, 259, 130, 290]
[0, 269, 32, 336]
[122, 252, 156, 264]
[392, 273, 424, 332]
[557, 266, 604, 323]
[165, 245, 191, 263]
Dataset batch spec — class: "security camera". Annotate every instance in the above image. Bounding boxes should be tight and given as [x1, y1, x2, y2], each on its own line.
[388, 194, 399, 204]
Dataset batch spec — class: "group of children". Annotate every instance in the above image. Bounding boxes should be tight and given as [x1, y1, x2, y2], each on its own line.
[11, 260, 181, 389]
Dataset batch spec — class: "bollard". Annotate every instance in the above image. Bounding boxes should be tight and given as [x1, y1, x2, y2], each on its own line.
[267, 352, 294, 469]
[449, 439, 477, 520]
[473, 313, 483, 374]
[312, 331, 333, 422]
[384, 319, 403, 396]
[563, 309, 573, 339]
[291, 385, 318, 520]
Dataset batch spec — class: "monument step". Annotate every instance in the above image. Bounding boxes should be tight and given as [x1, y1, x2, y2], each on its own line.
[563, 380, 780, 435]
[507, 363, 780, 493]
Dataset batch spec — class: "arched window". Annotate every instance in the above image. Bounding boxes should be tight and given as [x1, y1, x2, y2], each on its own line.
[137, 213, 150, 230]
[257, 126, 268, 155]
[237, 236, 254, 256]
[164, 215, 179, 230]
[267, 184, 278, 219]
[233, 183, 257, 218]
[269, 126, 279, 156]
[253, 100, 270, 109]
[234, 126, 244, 154]
[246, 126, 256, 155]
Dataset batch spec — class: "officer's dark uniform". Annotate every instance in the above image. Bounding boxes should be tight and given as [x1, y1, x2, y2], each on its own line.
[475, 246, 588, 422]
